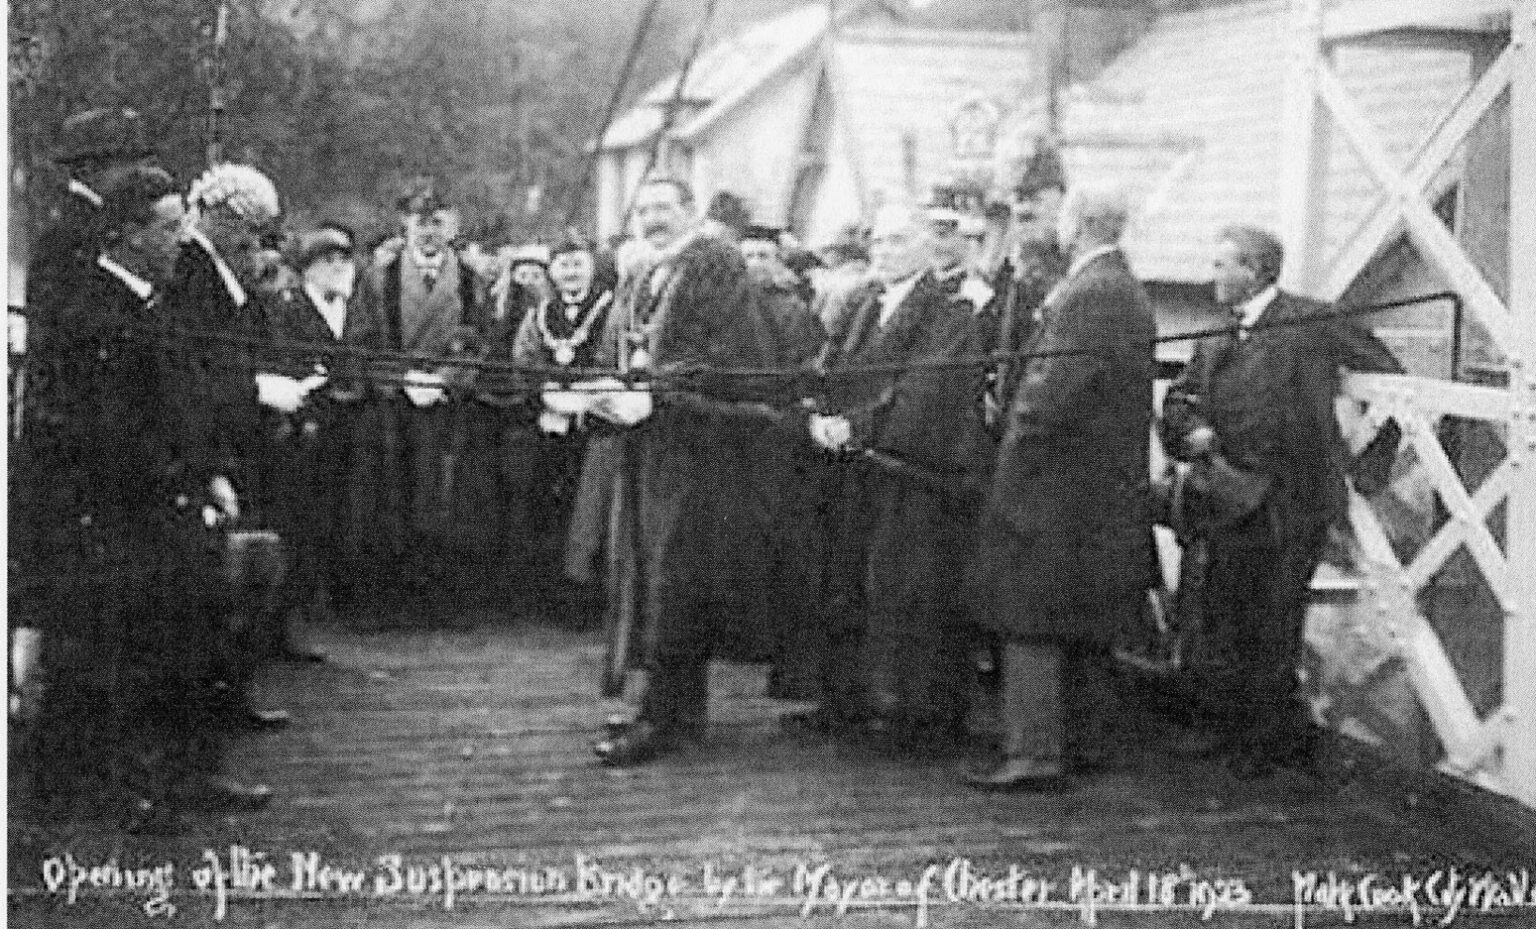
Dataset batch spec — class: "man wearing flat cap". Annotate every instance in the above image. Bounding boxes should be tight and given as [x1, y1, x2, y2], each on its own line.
[362, 189, 487, 584]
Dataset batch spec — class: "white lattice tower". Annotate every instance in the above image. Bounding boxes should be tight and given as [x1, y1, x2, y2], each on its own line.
[1281, 0, 1536, 807]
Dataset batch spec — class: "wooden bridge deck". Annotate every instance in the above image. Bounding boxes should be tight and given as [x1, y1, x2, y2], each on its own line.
[8, 596, 1531, 928]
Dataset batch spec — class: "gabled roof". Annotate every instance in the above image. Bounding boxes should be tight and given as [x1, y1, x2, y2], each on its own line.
[600, 5, 831, 151]
[1035, 0, 1473, 284]
[830, 26, 1038, 204]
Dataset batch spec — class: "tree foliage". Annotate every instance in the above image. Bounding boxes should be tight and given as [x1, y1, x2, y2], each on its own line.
[8, 0, 709, 243]
[10, 0, 1149, 243]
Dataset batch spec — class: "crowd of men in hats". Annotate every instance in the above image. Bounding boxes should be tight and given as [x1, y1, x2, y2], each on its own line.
[11, 103, 1406, 829]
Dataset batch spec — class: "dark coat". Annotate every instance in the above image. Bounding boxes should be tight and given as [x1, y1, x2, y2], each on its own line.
[160, 236, 267, 497]
[359, 248, 487, 538]
[814, 273, 993, 719]
[1161, 290, 1404, 535]
[818, 273, 992, 496]
[508, 288, 616, 372]
[973, 248, 1157, 644]
[22, 261, 173, 535]
[603, 232, 787, 673]
[981, 246, 1068, 427]
[255, 286, 393, 539]
[17, 259, 223, 672]
[22, 186, 105, 345]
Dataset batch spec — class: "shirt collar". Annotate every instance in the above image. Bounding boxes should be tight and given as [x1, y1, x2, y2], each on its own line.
[877, 272, 922, 326]
[413, 249, 445, 272]
[185, 226, 247, 308]
[1066, 244, 1120, 280]
[1237, 285, 1279, 330]
[304, 281, 339, 306]
[69, 179, 104, 208]
[304, 282, 347, 338]
[96, 254, 153, 301]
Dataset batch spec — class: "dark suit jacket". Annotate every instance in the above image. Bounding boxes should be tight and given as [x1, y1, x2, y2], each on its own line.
[259, 286, 390, 392]
[974, 248, 1156, 642]
[817, 272, 989, 495]
[160, 238, 266, 493]
[1161, 290, 1403, 532]
[22, 261, 175, 535]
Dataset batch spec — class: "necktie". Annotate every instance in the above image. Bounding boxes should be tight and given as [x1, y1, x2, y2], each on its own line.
[422, 270, 438, 292]
[1230, 306, 1250, 341]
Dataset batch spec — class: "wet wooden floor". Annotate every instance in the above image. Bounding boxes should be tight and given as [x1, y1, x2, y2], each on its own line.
[8, 599, 1532, 928]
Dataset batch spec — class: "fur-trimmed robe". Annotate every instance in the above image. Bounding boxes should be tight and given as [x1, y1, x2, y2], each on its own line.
[599, 232, 800, 693]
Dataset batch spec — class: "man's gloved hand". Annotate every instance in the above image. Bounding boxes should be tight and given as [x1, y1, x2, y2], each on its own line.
[209, 474, 241, 524]
[809, 413, 853, 452]
[255, 373, 307, 413]
[1184, 426, 1218, 458]
[403, 369, 447, 407]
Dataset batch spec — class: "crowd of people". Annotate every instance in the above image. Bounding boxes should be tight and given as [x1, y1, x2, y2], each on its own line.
[11, 103, 1405, 830]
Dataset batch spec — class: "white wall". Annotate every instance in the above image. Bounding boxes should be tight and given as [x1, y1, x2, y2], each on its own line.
[688, 63, 818, 226]
[803, 113, 865, 247]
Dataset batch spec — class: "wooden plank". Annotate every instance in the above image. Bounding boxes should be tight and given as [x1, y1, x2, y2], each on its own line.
[1342, 372, 1511, 421]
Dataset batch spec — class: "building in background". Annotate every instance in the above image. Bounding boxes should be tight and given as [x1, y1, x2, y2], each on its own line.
[593, 0, 1143, 244]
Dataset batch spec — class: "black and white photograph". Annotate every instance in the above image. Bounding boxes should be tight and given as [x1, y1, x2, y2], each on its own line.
[6, 0, 1536, 925]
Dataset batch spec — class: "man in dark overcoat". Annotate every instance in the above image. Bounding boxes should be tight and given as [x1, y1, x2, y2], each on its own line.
[16, 166, 208, 818]
[13, 109, 157, 626]
[806, 202, 992, 746]
[969, 183, 1156, 787]
[593, 177, 788, 766]
[1160, 224, 1403, 778]
[361, 194, 486, 580]
[21, 109, 157, 350]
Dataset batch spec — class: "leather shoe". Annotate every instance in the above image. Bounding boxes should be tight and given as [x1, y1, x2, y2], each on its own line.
[189, 776, 273, 812]
[594, 720, 678, 768]
[239, 707, 292, 731]
[964, 756, 1066, 791]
